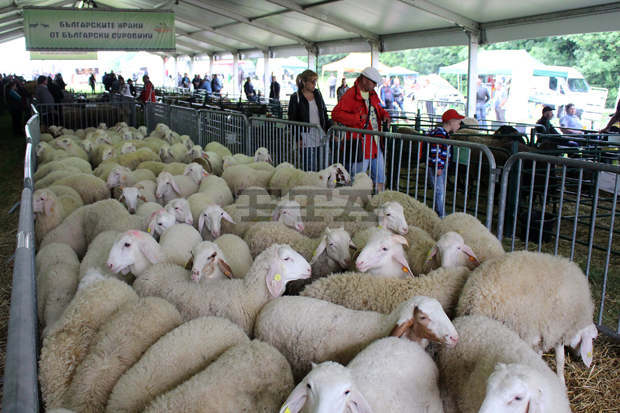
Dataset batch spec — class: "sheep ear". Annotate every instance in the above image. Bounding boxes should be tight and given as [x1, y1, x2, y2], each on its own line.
[461, 244, 480, 267]
[44, 196, 55, 216]
[349, 239, 357, 250]
[266, 263, 285, 298]
[170, 178, 182, 195]
[138, 236, 164, 264]
[147, 218, 157, 235]
[119, 192, 126, 202]
[222, 210, 235, 224]
[185, 255, 193, 270]
[425, 246, 438, 265]
[392, 249, 413, 277]
[138, 194, 147, 202]
[217, 259, 234, 279]
[526, 388, 544, 413]
[311, 235, 328, 265]
[198, 213, 206, 233]
[391, 234, 409, 247]
[347, 389, 373, 413]
[390, 318, 414, 338]
[279, 381, 308, 413]
[575, 326, 597, 368]
[272, 206, 281, 221]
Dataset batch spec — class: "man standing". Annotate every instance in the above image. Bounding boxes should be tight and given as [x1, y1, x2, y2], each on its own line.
[332, 67, 390, 191]
[328, 74, 337, 99]
[211, 74, 222, 95]
[269, 75, 280, 102]
[244, 77, 257, 102]
[379, 77, 394, 113]
[559, 103, 584, 134]
[426, 109, 464, 217]
[181, 73, 190, 89]
[476, 78, 490, 124]
[336, 77, 348, 102]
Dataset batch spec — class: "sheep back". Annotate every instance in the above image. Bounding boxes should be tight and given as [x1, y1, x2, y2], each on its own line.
[214, 234, 253, 278]
[368, 190, 440, 235]
[54, 174, 110, 204]
[106, 317, 249, 413]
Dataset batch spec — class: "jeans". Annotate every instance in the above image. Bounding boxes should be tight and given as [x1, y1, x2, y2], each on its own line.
[427, 168, 447, 218]
[476, 104, 487, 125]
[495, 107, 506, 122]
[350, 148, 386, 186]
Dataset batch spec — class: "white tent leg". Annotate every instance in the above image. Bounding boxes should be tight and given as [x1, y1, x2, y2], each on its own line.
[264, 50, 271, 100]
[466, 31, 479, 118]
[233, 52, 239, 97]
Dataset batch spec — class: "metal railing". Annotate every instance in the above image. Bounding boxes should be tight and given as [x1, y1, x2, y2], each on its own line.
[249, 117, 327, 170]
[497, 152, 619, 338]
[144, 102, 172, 134]
[170, 105, 201, 143]
[199, 109, 250, 154]
[2, 114, 40, 413]
[36, 100, 137, 130]
[328, 126, 499, 228]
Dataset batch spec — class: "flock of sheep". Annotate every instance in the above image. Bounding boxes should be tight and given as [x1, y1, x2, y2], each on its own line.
[32, 121, 598, 413]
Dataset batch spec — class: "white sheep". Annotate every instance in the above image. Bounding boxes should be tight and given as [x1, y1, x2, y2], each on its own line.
[64, 297, 182, 413]
[426, 231, 481, 271]
[78, 230, 125, 282]
[106, 316, 249, 413]
[118, 187, 146, 214]
[182, 162, 208, 185]
[105, 166, 156, 189]
[186, 241, 234, 282]
[159, 224, 203, 268]
[105, 230, 166, 277]
[164, 198, 193, 225]
[33, 188, 84, 245]
[214, 233, 253, 278]
[145, 208, 177, 239]
[221, 196, 302, 237]
[196, 204, 236, 240]
[143, 340, 293, 413]
[197, 174, 233, 204]
[37, 258, 79, 332]
[300, 266, 471, 318]
[438, 315, 571, 413]
[244, 224, 354, 293]
[355, 228, 413, 278]
[39, 277, 138, 409]
[133, 244, 311, 334]
[221, 163, 275, 195]
[159, 142, 187, 163]
[368, 190, 441, 236]
[136, 201, 163, 218]
[204, 141, 233, 159]
[433, 212, 505, 262]
[456, 251, 598, 384]
[154, 171, 199, 204]
[34, 157, 92, 181]
[281, 337, 443, 413]
[50, 173, 111, 204]
[254, 295, 457, 380]
[268, 163, 342, 195]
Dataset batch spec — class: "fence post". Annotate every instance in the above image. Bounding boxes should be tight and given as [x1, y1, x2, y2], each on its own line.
[415, 109, 421, 131]
[246, 116, 252, 156]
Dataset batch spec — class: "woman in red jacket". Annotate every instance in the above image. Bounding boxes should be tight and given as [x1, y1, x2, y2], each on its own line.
[138, 74, 156, 103]
[331, 67, 390, 191]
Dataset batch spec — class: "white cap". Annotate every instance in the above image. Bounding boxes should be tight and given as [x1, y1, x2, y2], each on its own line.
[360, 67, 381, 84]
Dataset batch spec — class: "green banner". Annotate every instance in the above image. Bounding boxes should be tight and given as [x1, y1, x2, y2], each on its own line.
[30, 51, 98, 60]
[23, 8, 175, 51]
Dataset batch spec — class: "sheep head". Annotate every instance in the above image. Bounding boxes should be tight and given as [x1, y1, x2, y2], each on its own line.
[107, 166, 132, 189]
[568, 323, 598, 368]
[478, 363, 546, 413]
[254, 147, 272, 163]
[119, 187, 146, 213]
[355, 229, 412, 278]
[165, 198, 193, 225]
[375, 201, 408, 235]
[264, 245, 311, 298]
[311, 227, 355, 269]
[183, 162, 208, 185]
[272, 200, 304, 232]
[146, 209, 176, 238]
[186, 241, 233, 282]
[33, 189, 57, 216]
[426, 231, 479, 270]
[106, 230, 165, 277]
[198, 204, 235, 240]
[279, 361, 371, 413]
[390, 296, 458, 348]
[155, 172, 181, 201]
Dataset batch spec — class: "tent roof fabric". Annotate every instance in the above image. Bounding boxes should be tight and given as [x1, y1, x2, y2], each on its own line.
[322, 52, 417, 76]
[0, 0, 618, 57]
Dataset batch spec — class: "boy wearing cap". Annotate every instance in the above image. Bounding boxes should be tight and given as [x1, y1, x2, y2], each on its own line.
[332, 66, 391, 191]
[426, 109, 464, 217]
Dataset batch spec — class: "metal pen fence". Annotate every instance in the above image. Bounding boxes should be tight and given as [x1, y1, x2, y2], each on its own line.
[170, 105, 201, 144]
[2, 115, 40, 413]
[496, 152, 619, 338]
[144, 102, 172, 134]
[199, 109, 250, 155]
[327, 126, 499, 228]
[248, 117, 327, 170]
[36, 100, 137, 130]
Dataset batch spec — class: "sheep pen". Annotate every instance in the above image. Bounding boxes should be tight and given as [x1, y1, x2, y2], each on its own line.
[0, 115, 618, 412]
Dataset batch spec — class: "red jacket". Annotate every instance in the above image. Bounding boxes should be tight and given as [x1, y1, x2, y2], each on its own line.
[139, 81, 156, 103]
[332, 78, 390, 159]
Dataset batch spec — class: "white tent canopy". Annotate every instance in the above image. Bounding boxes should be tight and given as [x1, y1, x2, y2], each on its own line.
[439, 50, 546, 76]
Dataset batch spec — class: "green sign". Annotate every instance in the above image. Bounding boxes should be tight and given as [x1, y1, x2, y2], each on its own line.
[23, 7, 175, 51]
[30, 51, 98, 60]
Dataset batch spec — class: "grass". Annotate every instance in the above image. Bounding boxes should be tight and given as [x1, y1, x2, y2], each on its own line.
[0, 110, 28, 403]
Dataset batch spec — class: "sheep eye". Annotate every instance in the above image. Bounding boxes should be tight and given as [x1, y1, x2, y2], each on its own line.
[220, 212, 224, 216]
[386, 213, 391, 216]
[124, 242, 131, 247]
[306, 383, 311, 389]
[514, 396, 522, 401]
[382, 247, 388, 251]
[328, 243, 334, 247]
[158, 223, 162, 226]
[283, 257, 291, 261]
[344, 390, 350, 396]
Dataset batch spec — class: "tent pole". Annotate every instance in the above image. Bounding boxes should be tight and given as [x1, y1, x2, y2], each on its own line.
[466, 31, 479, 118]
[233, 52, 239, 97]
[264, 49, 271, 99]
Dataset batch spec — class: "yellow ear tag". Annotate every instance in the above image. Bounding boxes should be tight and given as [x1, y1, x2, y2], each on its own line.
[587, 351, 592, 358]
[402, 266, 409, 273]
[274, 273, 282, 281]
[147, 227, 151, 233]
[468, 255, 476, 262]
[426, 249, 434, 260]
[284, 408, 291, 413]
[377, 225, 383, 229]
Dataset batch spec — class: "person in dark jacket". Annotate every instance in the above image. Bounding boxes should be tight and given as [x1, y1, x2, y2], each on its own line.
[269, 75, 280, 102]
[536, 106, 561, 135]
[7, 80, 24, 135]
[287, 69, 331, 171]
[244, 77, 257, 102]
[47, 76, 63, 103]
[211, 74, 222, 95]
